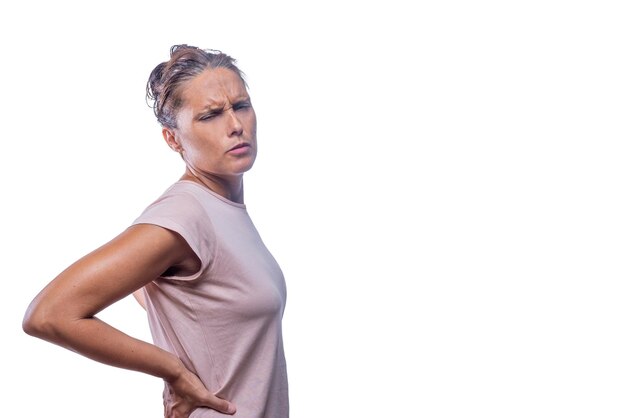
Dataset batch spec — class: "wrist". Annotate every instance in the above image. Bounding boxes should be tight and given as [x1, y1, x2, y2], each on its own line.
[162, 355, 186, 383]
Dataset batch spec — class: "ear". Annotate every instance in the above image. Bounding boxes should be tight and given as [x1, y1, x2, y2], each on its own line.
[162, 127, 183, 153]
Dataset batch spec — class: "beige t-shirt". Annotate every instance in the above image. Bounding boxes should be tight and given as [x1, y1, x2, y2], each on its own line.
[132, 180, 288, 418]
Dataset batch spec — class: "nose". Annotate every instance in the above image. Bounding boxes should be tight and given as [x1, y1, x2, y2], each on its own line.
[226, 108, 243, 137]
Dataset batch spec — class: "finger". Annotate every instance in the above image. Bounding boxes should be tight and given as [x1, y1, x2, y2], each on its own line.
[166, 401, 192, 418]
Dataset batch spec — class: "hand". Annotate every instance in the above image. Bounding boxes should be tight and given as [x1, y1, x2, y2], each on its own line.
[164, 366, 236, 418]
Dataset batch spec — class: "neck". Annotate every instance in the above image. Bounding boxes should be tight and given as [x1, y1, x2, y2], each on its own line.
[181, 168, 245, 204]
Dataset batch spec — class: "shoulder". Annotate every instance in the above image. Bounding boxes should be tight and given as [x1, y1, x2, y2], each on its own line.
[131, 182, 215, 272]
[135, 181, 208, 225]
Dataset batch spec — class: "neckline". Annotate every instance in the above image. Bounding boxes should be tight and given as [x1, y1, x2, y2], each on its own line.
[176, 180, 247, 209]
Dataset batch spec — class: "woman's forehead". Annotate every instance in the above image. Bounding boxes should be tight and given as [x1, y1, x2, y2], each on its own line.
[182, 68, 248, 108]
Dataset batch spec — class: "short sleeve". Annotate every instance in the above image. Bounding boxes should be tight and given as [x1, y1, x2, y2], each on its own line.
[131, 189, 214, 281]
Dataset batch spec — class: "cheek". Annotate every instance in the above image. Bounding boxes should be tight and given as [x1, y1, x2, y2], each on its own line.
[182, 138, 214, 164]
[187, 127, 220, 151]
[248, 113, 258, 137]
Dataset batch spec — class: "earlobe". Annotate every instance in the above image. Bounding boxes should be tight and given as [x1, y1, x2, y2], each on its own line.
[162, 128, 183, 153]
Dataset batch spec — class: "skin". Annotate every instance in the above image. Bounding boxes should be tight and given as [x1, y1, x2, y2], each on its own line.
[22, 67, 257, 418]
[165, 67, 257, 203]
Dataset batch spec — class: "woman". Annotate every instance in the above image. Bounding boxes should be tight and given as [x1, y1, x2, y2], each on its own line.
[23, 45, 288, 418]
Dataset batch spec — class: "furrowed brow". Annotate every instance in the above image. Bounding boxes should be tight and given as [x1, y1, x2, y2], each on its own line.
[195, 104, 225, 120]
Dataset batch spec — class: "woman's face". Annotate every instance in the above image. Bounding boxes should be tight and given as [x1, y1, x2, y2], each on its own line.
[167, 67, 257, 178]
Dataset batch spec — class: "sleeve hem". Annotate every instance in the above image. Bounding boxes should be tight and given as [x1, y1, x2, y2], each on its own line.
[132, 217, 207, 282]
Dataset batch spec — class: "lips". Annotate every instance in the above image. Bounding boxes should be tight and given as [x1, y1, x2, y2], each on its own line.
[228, 142, 250, 151]
[227, 142, 253, 156]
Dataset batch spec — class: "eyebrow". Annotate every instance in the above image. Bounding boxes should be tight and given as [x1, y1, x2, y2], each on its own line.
[195, 96, 251, 118]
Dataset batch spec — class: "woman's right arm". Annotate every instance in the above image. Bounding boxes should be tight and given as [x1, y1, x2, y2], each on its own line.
[22, 224, 235, 417]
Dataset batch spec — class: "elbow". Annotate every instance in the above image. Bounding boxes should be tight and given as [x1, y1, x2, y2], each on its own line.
[22, 300, 59, 339]
[22, 304, 45, 338]
[22, 318, 40, 337]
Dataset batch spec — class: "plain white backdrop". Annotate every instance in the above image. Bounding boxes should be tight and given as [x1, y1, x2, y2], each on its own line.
[2, 1, 625, 417]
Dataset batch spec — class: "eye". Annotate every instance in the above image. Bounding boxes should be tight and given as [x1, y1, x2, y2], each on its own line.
[233, 101, 251, 111]
[200, 112, 218, 121]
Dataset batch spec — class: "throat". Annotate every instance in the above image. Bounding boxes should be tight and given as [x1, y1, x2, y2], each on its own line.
[181, 170, 245, 204]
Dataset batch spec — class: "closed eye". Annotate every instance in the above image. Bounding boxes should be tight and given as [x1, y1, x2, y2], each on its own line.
[199, 112, 220, 121]
[233, 100, 252, 111]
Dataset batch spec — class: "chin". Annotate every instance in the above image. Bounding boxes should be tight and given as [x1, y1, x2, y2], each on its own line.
[232, 160, 256, 175]
[240, 163, 256, 174]
[240, 155, 257, 172]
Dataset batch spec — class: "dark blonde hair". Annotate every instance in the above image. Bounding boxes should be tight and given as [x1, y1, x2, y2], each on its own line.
[146, 44, 246, 129]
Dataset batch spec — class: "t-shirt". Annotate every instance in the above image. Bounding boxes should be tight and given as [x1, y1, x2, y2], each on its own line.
[132, 180, 288, 418]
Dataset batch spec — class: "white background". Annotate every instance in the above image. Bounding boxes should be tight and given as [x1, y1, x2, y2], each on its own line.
[1, 1, 625, 417]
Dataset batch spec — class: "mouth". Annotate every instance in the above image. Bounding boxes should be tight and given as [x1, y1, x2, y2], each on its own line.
[228, 142, 251, 151]
[227, 142, 252, 155]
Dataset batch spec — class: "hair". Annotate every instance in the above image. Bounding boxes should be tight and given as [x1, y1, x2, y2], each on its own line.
[146, 44, 247, 129]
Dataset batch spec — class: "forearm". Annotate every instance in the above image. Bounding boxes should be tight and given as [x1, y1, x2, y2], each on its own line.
[28, 314, 182, 382]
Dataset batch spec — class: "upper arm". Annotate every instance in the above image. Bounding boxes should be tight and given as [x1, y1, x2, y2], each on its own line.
[27, 223, 197, 321]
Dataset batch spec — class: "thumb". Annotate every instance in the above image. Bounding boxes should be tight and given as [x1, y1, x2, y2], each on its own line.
[202, 393, 237, 415]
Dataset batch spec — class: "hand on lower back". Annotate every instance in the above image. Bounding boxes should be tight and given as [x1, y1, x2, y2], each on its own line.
[164, 367, 236, 417]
